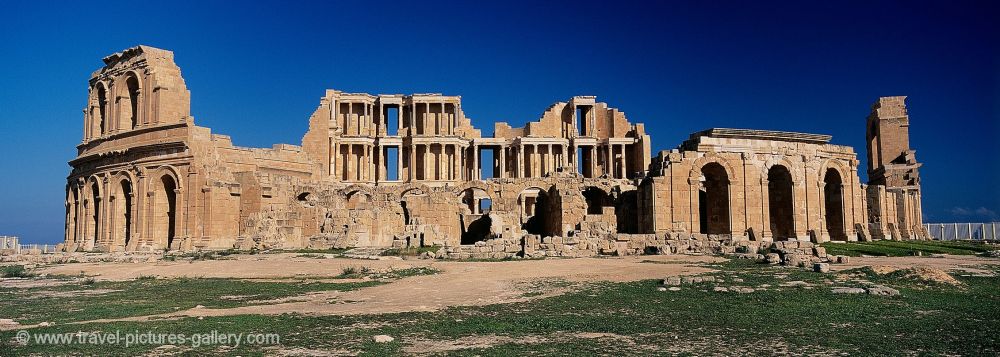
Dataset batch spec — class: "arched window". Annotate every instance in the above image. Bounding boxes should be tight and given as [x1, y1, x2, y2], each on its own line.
[126, 75, 140, 129]
[96, 84, 108, 135]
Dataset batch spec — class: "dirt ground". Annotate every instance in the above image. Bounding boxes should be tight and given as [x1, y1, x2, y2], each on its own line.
[35, 254, 723, 323]
[28, 253, 1000, 326]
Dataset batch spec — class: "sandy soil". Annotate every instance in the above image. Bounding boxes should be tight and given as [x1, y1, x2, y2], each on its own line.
[33, 254, 722, 323]
[831, 255, 999, 275]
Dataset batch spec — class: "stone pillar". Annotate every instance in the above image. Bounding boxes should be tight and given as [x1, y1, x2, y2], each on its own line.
[99, 177, 110, 249]
[499, 146, 507, 178]
[438, 143, 445, 181]
[410, 103, 417, 136]
[608, 144, 615, 178]
[365, 145, 371, 182]
[472, 144, 480, 180]
[396, 145, 403, 181]
[562, 144, 569, 171]
[420, 144, 428, 181]
[346, 102, 353, 136]
[760, 177, 772, 240]
[409, 144, 416, 181]
[620, 144, 628, 178]
[532, 144, 540, 177]
[515, 146, 523, 178]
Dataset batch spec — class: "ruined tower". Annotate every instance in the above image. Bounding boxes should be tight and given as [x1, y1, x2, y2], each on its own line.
[865, 96, 927, 240]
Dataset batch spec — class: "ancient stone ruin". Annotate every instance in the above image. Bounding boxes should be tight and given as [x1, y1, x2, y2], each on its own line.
[62, 46, 928, 259]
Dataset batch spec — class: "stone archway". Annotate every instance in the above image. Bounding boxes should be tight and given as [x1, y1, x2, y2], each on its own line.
[111, 178, 134, 250]
[824, 168, 846, 241]
[519, 187, 551, 236]
[87, 180, 101, 249]
[699, 162, 730, 234]
[152, 174, 178, 250]
[582, 186, 611, 215]
[767, 165, 795, 240]
[458, 187, 494, 245]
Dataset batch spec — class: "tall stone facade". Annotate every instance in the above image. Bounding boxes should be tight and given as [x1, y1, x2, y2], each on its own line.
[865, 96, 927, 240]
[63, 46, 927, 254]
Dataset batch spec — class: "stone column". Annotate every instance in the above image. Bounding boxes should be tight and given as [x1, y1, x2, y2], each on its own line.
[452, 144, 458, 180]
[437, 143, 445, 181]
[409, 144, 416, 181]
[472, 144, 479, 180]
[397, 105, 404, 135]
[365, 145, 371, 182]
[427, 144, 435, 180]
[620, 144, 627, 178]
[345, 102, 353, 136]
[421, 144, 429, 181]
[396, 145, 403, 181]
[327, 138, 339, 179]
[562, 144, 569, 170]
[515, 146, 523, 178]
[499, 146, 507, 178]
[760, 177, 772, 240]
[99, 177, 110, 249]
[533, 144, 540, 177]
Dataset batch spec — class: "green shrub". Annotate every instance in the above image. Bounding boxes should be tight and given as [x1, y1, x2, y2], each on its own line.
[1, 265, 33, 278]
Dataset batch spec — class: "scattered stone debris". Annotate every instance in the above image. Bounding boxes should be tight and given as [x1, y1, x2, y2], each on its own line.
[865, 285, 901, 297]
[373, 335, 395, 343]
[814, 263, 831, 273]
[831, 287, 866, 294]
[781, 281, 811, 288]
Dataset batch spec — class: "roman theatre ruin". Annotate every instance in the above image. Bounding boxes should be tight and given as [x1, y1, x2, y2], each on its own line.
[62, 46, 928, 258]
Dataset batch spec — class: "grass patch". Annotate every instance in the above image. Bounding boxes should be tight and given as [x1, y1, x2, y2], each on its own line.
[334, 266, 439, 280]
[380, 246, 441, 257]
[822, 240, 993, 257]
[1, 264, 33, 278]
[276, 247, 353, 255]
[0, 277, 381, 325]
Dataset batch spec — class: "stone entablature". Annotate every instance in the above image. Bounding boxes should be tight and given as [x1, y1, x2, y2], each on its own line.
[63, 46, 927, 255]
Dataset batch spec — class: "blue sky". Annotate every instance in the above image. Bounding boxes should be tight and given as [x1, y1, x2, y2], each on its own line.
[1, 1, 997, 244]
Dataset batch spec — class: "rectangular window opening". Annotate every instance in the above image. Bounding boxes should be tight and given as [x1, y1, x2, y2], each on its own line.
[386, 147, 399, 181]
[479, 148, 495, 179]
[386, 107, 399, 136]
